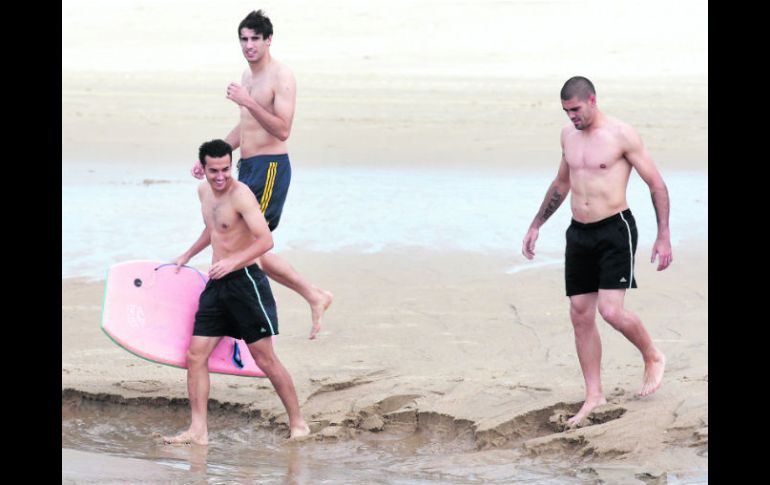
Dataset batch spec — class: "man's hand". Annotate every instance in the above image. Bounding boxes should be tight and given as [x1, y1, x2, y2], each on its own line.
[174, 255, 191, 273]
[522, 227, 539, 260]
[209, 258, 237, 280]
[191, 162, 204, 179]
[651, 237, 673, 271]
[226, 82, 251, 107]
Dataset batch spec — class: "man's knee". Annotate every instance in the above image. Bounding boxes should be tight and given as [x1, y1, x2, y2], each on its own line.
[597, 303, 622, 325]
[250, 343, 277, 371]
[570, 302, 595, 327]
[186, 348, 209, 368]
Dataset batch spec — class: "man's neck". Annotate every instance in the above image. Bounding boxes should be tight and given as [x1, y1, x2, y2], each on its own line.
[584, 110, 606, 132]
[248, 53, 272, 75]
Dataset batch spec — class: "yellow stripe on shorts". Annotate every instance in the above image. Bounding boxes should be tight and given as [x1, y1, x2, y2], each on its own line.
[259, 162, 278, 214]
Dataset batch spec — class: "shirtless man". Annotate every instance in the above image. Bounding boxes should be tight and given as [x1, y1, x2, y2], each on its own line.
[192, 10, 332, 339]
[522, 76, 670, 427]
[165, 139, 310, 444]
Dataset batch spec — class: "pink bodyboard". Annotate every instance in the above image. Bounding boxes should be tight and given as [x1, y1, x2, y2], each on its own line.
[100, 260, 269, 377]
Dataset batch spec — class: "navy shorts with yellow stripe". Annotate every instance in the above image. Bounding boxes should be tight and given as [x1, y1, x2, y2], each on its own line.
[237, 154, 291, 231]
[193, 264, 279, 344]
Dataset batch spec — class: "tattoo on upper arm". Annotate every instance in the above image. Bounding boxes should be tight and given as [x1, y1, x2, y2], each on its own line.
[541, 190, 563, 222]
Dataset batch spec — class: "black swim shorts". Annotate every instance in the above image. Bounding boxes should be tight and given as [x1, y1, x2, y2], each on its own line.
[193, 264, 278, 343]
[564, 208, 639, 297]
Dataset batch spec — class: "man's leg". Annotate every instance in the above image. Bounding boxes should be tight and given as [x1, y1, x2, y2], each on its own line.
[163, 336, 222, 445]
[247, 336, 310, 438]
[258, 252, 333, 339]
[597, 289, 666, 396]
[242, 156, 333, 339]
[567, 292, 607, 427]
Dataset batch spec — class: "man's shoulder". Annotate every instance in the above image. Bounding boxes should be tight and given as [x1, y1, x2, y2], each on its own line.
[604, 116, 635, 135]
[603, 117, 641, 148]
[216, 181, 257, 213]
[270, 56, 293, 71]
[231, 179, 251, 194]
[269, 58, 295, 82]
[560, 123, 578, 144]
[230, 181, 259, 202]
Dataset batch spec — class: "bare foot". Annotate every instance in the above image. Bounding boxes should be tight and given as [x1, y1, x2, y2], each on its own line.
[566, 395, 607, 428]
[162, 429, 208, 446]
[309, 289, 333, 339]
[289, 422, 311, 440]
[639, 351, 666, 396]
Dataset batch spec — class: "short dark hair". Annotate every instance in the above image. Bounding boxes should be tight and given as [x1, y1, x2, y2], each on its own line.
[238, 10, 273, 39]
[198, 139, 232, 166]
[560, 76, 596, 101]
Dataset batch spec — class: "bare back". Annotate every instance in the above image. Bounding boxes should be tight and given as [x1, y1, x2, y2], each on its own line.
[562, 116, 634, 223]
[238, 59, 296, 157]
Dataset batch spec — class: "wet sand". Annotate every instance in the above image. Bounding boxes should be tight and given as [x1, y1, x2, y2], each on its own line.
[63, 244, 708, 480]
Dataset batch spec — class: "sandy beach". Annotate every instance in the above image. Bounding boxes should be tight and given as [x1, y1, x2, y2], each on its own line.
[63, 245, 707, 482]
[63, 0, 707, 482]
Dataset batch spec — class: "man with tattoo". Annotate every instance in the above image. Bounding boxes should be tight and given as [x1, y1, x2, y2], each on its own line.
[521, 76, 671, 427]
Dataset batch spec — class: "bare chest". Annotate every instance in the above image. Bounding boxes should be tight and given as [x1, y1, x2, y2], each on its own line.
[564, 132, 625, 171]
[206, 201, 242, 233]
[244, 73, 276, 110]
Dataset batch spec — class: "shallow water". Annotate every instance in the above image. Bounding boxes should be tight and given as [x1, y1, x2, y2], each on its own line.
[62, 165, 707, 280]
[62, 395, 590, 484]
[62, 394, 709, 484]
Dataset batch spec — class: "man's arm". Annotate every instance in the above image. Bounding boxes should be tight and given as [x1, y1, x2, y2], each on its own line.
[622, 125, 672, 271]
[207, 185, 274, 279]
[224, 124, 241, 151]
[175, 185, 212, 269]
[174, 227, 211, 272]
[521, 152, 571, 260]
[226, 67, 296, 141]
